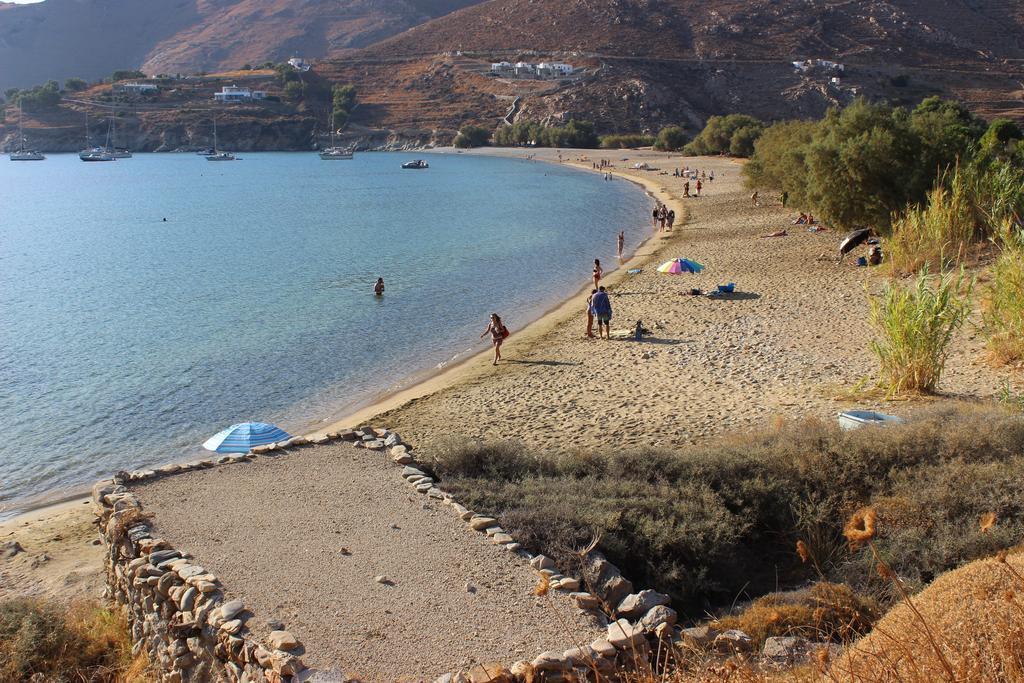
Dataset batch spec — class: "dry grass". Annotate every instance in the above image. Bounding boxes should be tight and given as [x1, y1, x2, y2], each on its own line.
[0, 598, 150, 682]
[983, 224, 1024, 366]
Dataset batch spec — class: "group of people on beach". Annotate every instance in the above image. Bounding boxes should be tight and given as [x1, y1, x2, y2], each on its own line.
[652, 203, 676, 231]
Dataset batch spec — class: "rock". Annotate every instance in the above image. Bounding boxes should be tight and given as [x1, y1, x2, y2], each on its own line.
[365, 440, 385, 450]
[640, 605, 678, 632]
[401, 466, 426, 479]
[762, 636, 813, 665]
[492, 533, 514, 544]
[384, 434, 402, 447]
[554, 577, 580, 591]
[416, 483, 433, 493]
[532, 650, 570, 671]
[177, 565, 206, 579]
[563, 645, 597, 665]
[374, 575, 393, 585]
[427, 488, 446, 499]
[310, 435, 329, 445]
[179, 587, 198, 612]
[607, 618, 645, 648]
[195, 580, 218, 594]
[484, 526, 504, 537]
[469, 516, 497, 531]
[339, 429, 356, 441]
[509, 661, 534, 678]
[529, 554, 555, 571]
[679, 621, 718, 647]
[451, 502, 469, 517]
[271, 651, 304, 676]
[504, 543, 521, 552]
[220, 618, 244, 634]
[571, 592, 601, 609]
[389, 445, 408, 456]
[220, 599, 245, 621]
[465, 664, 513, 683]
[157, 571, 179, 596]
[714, 629, 753, 654]
[616, 589, 671, 619]
[268, 630, 301, 651]
[582, 552, 633, 606]
[392, 453, 413, 465]
[590, 638, 618, 658]
[149, 549, 181, 565]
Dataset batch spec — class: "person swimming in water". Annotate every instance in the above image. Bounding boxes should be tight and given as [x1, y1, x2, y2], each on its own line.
[373, 278, 385, 296]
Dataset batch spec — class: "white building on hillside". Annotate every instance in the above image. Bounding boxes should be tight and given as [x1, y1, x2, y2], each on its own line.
[116, 82, 159, 95]
[213, 85, 266, 103]
[287, 57, 311, 72]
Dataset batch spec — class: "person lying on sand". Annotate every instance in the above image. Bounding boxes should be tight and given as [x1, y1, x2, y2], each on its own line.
[761, 229, 788, 238]
[792, 213, 809, 225]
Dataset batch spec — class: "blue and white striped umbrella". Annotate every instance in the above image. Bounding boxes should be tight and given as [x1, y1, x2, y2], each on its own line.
[202, 422, 291, 453]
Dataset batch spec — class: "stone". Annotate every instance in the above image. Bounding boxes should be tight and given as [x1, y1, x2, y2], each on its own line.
[220, 619, 244, 634]
[492, 533, 514, 544]
[365, 440, 384, 450]
[571, 592, 601, 609]
[451, 502, 469, 516]
[157, 571, 179, 596]
[401, 466, 426, 479]
[616, 589, 671, 619]
[254, 646, 274, 668]
[607, 618, 645, 648]
[680, 625, 718, 648]
[762, 636, 813, 665]
[532, 651, 570, 671]
[590, 638, 617, 659]
[416, 483, 433, 493]
[640, 605, 678, 632]
[509, 661, 533, 678]
[150, 549, 181, 565]
[374, 575, 393, 585]
[582, 552, 633, 606]
[392, 453, 413, 465]
[563, 645, 597, 665]
[555, 577, 580, 591]
[484, 526, 504, 537]
[271, 651, 304, 676]
[220, 599, 245, 621]
[177, 565, 207, 579]
[195, 580, 218, 594]
[268, 630, 302, 651]
[310, 435, 329, 445]
[384, 434, 402, 447]
[179, 587, 199, 612]
[339, 429, 356, 441]
[427, 488, 446, 500]
[504, 543, 521, 552]
[529, 555, 555, 571]
[389, 445, 408, 456]
[469, 516, 497, 531]
[714, 629, 753, 654]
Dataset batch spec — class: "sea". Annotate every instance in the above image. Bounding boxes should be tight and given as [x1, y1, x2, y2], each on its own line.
[0, 151, 651, 516]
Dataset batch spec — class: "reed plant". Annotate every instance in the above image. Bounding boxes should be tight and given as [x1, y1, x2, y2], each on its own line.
[868, 268, 971, 395]
[983, 224, 1024, 365]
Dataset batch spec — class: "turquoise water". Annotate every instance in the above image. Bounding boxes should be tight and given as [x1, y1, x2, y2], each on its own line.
[0, 152, 650, 514]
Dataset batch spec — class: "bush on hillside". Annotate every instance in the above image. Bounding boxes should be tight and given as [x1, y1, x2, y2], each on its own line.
[429, 404, 1024, 613]
[63, 78, 88, 92]
[683, 114, 764, 157]
[744, 119, 816, 206]
[599, 133, 655, 149]
[453, 124, 491, 148]
[331, 84, 356, 129]
[654, 126, 688, 152]
[0, 599, 147, 682]
[11, 81, 61, 112]
[111, 70, 145, 83]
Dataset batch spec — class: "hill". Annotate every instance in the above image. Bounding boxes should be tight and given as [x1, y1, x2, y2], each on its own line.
[0, 0, 484, 92]
[314, 0, 1024, 135]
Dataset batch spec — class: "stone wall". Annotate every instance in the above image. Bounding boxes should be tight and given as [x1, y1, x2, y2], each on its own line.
[95, 426, 689, 683]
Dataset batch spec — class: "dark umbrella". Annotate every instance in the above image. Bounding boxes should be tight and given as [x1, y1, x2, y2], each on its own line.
[839, 229, 871, 256]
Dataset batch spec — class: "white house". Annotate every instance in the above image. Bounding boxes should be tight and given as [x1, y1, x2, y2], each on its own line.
[117, 82, 158, 95]
[214, 85, 266, 103]
[287, 57, 311, 72]
[490, 61, 515, 76]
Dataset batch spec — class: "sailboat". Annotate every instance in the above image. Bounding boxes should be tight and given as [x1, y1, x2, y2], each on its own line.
[9, 105, 45, 161]
[205, 118, 237, 161]
[108, 112, 132, 158]
[80, 112, 115, 162]
[319, 123, 354, 160]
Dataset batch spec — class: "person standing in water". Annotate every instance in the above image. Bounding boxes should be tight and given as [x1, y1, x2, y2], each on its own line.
[480, 313, 508, 365]
[592, 259, 603, 289]
[373, 278, 385, 296]
[617, 231, 625, 258]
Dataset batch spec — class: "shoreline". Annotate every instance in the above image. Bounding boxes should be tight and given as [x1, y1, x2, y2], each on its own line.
[2, 148, 671, 523]
[310, 147, 685, 438]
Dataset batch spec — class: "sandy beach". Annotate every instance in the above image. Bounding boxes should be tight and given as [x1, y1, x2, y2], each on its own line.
[4, 148, 1015, 610]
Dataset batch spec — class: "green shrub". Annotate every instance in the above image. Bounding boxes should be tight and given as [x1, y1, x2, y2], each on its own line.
[453, 124, 491, 148]
[983, 225, 1024, 365]
[282, 81, 303, 103]
[111, 70, 145, 83]
[429, 404, 1024, 614]
[683, 114, 764, 157]
[11, 81, 61, 112]
[493, 119, 597, 148]
[653, 126, 687, 152]
[868, 268, 972, 395]
[600, 133, 655, 149]
[331, 84, 356, 129]
[63, 77, 88, 92]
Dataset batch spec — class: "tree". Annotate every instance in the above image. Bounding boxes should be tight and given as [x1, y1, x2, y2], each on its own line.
[331, 85, 357, 129]
[744, 119, 816, 205]
[274, 63, 299, 85]
[978, 119, 1023, 162]
[63, 78, 88, 92]
[803, 99, 924, 229]
[453, 124, 491, 148]
[654, 126, 687, 151]
[282, 81, 303, 103]
[684, 114, 764, 157]
[13, 81, 62, 111]
[111, 70, 145, 82]
[909, 97, 986, 178]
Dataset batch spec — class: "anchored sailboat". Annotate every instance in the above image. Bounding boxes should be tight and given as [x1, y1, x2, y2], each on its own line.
[80, 112, 114, 162]
[9, 105, 45, 161]
[205, 118, 237, 161]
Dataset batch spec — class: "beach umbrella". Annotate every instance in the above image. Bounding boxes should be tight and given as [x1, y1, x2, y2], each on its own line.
[202, 422, 291, 453]
[839, 229, 871, 255]
[656, 258, 705, 274]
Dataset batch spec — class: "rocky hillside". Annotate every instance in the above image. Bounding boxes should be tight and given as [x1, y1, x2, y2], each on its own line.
[318, 0, 1024, 134]
[0, 0, 484, 92]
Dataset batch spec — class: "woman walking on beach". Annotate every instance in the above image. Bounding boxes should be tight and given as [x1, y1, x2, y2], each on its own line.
[593, 259, 603, 288]
[480, 313, 508, 365]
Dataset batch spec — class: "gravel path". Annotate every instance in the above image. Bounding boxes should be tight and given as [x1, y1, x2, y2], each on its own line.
[135, 443, 604, 681]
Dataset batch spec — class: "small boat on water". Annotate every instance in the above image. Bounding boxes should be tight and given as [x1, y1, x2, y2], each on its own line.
[80, 147, 115, 162]
[320, 147, 354, 160]
[401, 159, 429, 169]
[837, 410, 905, 431]
[205, 119, 237, 161]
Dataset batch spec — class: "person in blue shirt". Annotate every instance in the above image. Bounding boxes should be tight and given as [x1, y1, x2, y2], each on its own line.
[591, 286, 613, 339]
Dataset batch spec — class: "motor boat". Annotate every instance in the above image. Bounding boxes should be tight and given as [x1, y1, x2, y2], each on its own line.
[206, 151, 237, 161]
[401, 159, 429, 169]
[837, 410, 905, 431]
